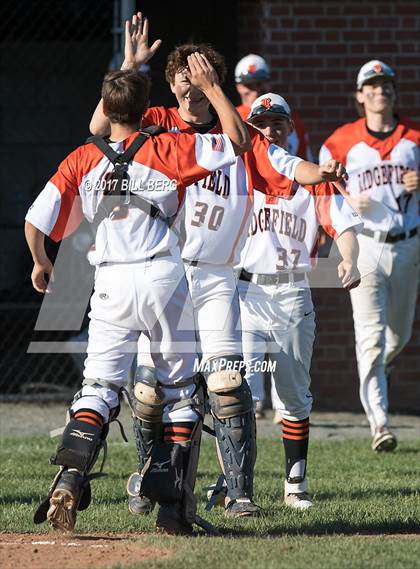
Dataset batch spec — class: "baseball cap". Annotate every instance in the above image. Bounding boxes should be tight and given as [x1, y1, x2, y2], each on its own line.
[235, 54, 270, 84]
[247, 93, 292, 122]
[356, 60, 395, 89]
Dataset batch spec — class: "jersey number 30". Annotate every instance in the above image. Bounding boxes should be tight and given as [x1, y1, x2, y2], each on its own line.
[191, 201, 225, 231]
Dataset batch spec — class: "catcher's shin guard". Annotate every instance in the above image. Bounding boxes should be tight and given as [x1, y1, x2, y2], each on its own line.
[205, 355, 257, 506]
[127, 366, 164, 515]
[140, 385, 217, 534]
[34, 407, 108, 531]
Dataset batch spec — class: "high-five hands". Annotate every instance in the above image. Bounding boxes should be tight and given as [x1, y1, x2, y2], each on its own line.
[122, 11, 162, 70]
[319, 159, 346, 182]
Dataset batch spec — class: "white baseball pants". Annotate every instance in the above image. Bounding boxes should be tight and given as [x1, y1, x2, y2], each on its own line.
[239, 279, 315, 421]
[349, 233, 419, 433]
[184, 263, 242, 363]
[72, 248, 200, 423]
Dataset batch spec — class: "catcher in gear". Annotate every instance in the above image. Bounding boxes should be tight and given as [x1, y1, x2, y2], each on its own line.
[26, 52, 251, 534]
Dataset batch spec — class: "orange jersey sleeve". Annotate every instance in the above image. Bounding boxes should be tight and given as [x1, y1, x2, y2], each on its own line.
[45, 148, 86, 241]
[133, 131, 236, 188]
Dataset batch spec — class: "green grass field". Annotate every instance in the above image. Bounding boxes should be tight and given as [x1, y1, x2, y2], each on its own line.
[1, 435, 419, 569]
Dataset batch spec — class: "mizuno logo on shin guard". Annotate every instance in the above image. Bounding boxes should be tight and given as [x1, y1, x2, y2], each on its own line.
[69, 430, 94, 441]
[150, 459, 171, 473]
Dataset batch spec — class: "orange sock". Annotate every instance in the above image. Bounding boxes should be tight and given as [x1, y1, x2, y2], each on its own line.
[74, 409, 104, 428]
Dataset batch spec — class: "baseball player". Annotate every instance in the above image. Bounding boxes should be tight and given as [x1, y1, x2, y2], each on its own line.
[25, 56, 251, 535]
[239, 92, 362, 508]
[320, 60, 420, 452]
[90, 13, 348, 517]
[235, 54, 313, 162]
[235, 53, 313, 418]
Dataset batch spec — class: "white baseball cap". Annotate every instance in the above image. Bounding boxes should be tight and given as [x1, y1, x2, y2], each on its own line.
[247, 93, 292, 122]
[235, 54, 270, 84]
[356, 60, 395, 89]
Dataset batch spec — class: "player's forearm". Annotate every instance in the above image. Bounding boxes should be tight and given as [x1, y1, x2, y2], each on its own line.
[336, 229, 359, 264]
[89, 99, 111, 136]
[24, 222, 49, 264]
[294, 161, 324, 185]
[202, 84, 251, 155]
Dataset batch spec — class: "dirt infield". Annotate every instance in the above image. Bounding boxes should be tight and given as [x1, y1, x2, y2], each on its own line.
[0, 532, 170, 569]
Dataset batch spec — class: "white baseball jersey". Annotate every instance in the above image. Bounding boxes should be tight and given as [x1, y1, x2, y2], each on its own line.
[240, 182, 363, 274]
[142, 106, 302, 266]
[320, 117, 420, 233]
[25, 130, 236, 265]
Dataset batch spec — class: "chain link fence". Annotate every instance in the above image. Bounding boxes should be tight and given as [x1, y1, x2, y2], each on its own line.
[0, 0, 136, 400]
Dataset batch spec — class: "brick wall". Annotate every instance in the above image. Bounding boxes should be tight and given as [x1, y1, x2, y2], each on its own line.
[311, 288, 420, 413]
[237, 0, 420, 151]
[238, 0, 420, 413]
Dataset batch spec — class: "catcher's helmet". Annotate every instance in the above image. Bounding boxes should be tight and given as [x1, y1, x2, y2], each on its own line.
[235, 54, 270, 84]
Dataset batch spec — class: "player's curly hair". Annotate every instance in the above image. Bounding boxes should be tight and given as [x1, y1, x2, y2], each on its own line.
[102, 70, 150, 125]
[165, 43, 227, 85]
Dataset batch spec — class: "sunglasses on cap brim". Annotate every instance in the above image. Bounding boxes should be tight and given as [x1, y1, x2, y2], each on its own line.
[249, 104, 291, 119]
[360, 70, 395, 85]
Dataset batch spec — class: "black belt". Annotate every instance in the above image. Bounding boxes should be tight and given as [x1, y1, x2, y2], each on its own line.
[151, 249, 171, 260]
[239, 269, 306, 286]
[362, 227, 418, 243]
[184, 259, 212, 266]
[185, 259, 200, 266]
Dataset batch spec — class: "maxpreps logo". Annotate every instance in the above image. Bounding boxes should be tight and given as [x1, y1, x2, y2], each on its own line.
[194, 358, 276, 374]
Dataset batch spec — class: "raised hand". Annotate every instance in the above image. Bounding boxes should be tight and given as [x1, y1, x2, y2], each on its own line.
[122, 12, 162, 70]
[186, 52, 219, 92]
[319, 159, 346, 182]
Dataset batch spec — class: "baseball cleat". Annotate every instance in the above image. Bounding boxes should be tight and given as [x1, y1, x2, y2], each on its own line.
[47, 469, 85, 532]
[155, 503, 194, 535]
[371, 428, 397, 452]
[128, 494, 155, 515]
[224, 498, 262, 517]
[284, 478, 312, 510]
